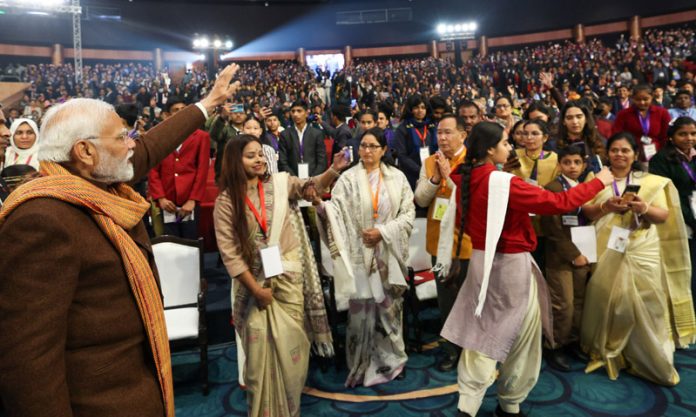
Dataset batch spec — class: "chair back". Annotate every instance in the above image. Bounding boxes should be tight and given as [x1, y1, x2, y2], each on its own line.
[408, 217, 431, 272]
[152, 236, 203, 308]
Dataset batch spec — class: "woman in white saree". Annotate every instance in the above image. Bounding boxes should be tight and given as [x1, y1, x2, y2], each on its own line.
[318, 127, 415, 387]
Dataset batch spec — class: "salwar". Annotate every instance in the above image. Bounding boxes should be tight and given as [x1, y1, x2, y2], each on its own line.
[456, 275, 542, 416]
[545, 265, 590, 348]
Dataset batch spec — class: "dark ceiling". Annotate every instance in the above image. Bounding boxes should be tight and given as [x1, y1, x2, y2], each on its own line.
[0, 0, 692, 54]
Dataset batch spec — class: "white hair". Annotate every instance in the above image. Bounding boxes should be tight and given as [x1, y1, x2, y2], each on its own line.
[38, 98, 116, 162]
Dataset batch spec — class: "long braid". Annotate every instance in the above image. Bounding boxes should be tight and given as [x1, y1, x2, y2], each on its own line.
[454, 160, 474, 258]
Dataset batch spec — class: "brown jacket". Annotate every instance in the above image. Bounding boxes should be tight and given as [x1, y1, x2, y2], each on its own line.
[0, 105, 206, 417]
[539, 178, 583, 271]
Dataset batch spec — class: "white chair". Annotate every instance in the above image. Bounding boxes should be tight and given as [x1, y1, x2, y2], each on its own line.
[151, 236, 208, 395]
[406, 217, 438, 350]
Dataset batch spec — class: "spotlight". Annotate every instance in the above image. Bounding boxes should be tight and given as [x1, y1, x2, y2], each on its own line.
[213, 39, 222, 48]
[454, 24, 462, 32]
[199, 37, 209, 48]
[193, 39, 201, 48]
[470, 22, 478, 31]
[446, 25, 454, 33]
[225, 40, 233, 49]
[436, 23, 446, 35]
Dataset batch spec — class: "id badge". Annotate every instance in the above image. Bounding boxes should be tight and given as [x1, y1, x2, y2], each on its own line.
[607, 226, 630, 253]
[640, 135, 652, 145]
[432, 197, 449, 221]
[260, 245, 284, 278]
[419, 147, 430, 163]
[298, 163, 309, 179]
[690, 191, 696, 219]
[643, 143, 657, 161]
[562, 215, 579, 226]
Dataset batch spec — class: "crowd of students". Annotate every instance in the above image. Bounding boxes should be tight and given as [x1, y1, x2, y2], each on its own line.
[0, 24, 695, 417]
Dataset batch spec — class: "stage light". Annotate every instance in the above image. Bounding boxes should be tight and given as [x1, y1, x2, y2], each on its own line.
[454, 24, 462, 32]
[436, 24, 446, 35]
[199, 37, 209, 48]
[193, 39, 201, 48]
[225, 40, 233, 49]
[446, 25, 454, 33]
[213, 39, 222, 48]
[470, 22, 478, 31]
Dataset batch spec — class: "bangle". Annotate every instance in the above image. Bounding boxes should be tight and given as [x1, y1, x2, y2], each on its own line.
[640, 204, 650, 216]
[329, 166, 341, 176]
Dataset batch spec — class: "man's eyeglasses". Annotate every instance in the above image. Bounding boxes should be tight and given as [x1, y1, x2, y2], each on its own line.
[85, 129, 130, 143]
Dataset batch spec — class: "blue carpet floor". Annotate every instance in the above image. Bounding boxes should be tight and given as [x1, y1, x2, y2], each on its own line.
[174, 253, 696, 417]
[173, 341, 696, 417]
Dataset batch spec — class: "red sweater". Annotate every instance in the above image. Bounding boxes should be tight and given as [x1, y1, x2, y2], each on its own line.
[452, 164, 604, 253]
[148, 129, 210, 206]
[612, 105, 671, 152]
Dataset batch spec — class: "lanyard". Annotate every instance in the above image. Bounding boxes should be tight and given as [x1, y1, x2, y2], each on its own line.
[637, 109, 651, 136]
[369, 171, 383, 220]
[245, 180, 268, 237]
[681, 161, 696, 184]
[415, 127, 428, 147]
[612, 173, 630, 197]
[529, 150, 544, 181]
[558, 175, 582, 216]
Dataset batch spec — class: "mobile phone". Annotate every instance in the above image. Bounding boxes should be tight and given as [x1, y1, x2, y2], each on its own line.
[621, 184, 641, 204]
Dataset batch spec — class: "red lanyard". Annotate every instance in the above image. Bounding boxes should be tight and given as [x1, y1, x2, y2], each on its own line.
[415, 127, 428, 147]
[245, 180, 268, 236]
[369, 172, 383, 220]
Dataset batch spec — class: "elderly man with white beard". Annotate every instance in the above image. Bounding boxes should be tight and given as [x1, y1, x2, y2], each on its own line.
[0, 64, 240, 417]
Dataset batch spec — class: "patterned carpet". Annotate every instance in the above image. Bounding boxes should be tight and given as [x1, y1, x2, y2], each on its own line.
[176, 253, 696, 417]
[173, 341, 696, 417]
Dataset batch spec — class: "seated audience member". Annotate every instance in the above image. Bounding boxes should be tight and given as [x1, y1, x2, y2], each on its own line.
[278, 99, 326, 178]
[493, 96, 521, 134]
[612, 84, 671, 164]
[242, 115, 278, 175]
[414, 114, 471, 372]
[552, 101, 607, 176]
[669, 90, 696, 120]
[393, 94, 437, 190]
[581, 132, 696, 386]
[0, 109, 11, 171]
[539, 147, 593, 372]
[513, 119, 559, 187]
[148, 99, 210, 238]
[6, 118, 40, 170]
[0, 164, 38, 204]
[457, 100, 482, 136]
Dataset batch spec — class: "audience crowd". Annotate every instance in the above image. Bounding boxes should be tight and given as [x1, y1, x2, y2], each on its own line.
[0, 22, 695, 417]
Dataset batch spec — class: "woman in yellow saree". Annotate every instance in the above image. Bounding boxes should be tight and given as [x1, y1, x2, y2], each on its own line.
[214, 135, 349, 416]
[581, 132, 696, 386]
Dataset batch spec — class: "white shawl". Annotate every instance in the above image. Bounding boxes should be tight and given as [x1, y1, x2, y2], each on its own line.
[433, 169, 513, 317]
[320, 162, 415, 310]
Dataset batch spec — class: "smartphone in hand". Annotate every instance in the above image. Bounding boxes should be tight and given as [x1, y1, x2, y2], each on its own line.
[621, 184, 641, 204]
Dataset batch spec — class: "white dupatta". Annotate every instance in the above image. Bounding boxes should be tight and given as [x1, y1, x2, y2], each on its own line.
[433, 169, 513, 317]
